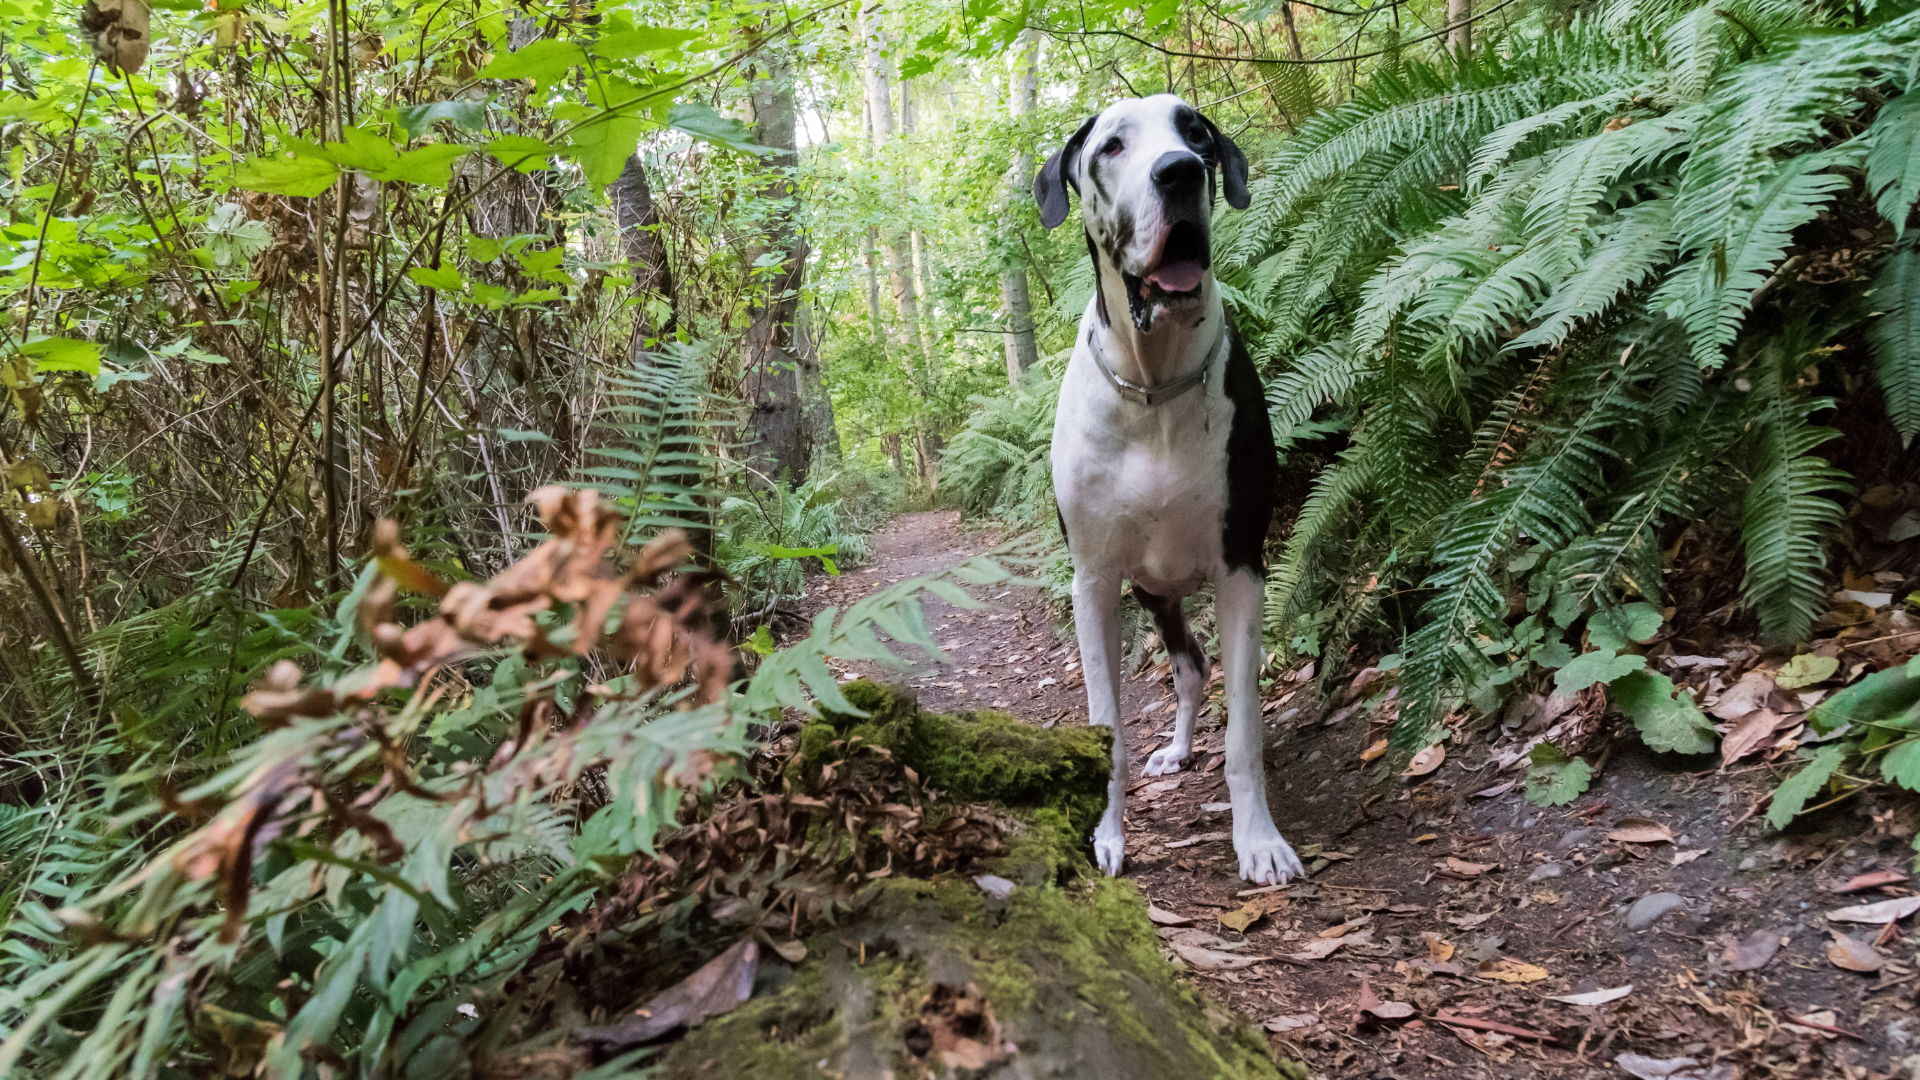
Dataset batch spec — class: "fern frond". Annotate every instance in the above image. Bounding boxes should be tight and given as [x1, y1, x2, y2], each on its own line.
[1522, 115, 1693, 272]
[1267, 446, 1376, 644]
[1739, 340, 1852, 643]
[1266, 341, 1369, 446]
[1867, 91, 1920, 237]
[1868, 243, 1920, 446]
[1512, 199, 1676, 350]
[1467, 87, 1645, 192]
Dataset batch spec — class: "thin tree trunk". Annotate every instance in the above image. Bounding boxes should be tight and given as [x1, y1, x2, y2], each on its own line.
[1448, 0, 1471, 55]
[740, 52, 810, 487]
[608, 152, 676, 358]
[1280, 4, 1305, 60]
[797, 303, 838, 462]
[1000, 29, 1041, 384]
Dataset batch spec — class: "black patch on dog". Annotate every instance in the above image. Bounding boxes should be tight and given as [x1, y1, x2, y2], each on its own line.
[1220, 316, 1277, 576]
[1132, 585, 1208, 675]
[1085, 232, 1110, 326]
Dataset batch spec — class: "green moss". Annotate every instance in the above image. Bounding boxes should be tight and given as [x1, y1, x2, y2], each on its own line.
[799, 681, 1112, 839]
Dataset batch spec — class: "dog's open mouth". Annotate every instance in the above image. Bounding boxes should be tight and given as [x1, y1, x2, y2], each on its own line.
[1121, 220, 1209, 330]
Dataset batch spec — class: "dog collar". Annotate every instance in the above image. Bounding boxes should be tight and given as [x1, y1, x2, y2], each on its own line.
[1089, 333, 1220, 407]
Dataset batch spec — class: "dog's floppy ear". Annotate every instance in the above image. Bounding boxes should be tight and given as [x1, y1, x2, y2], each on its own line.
[1033, 115, 1097, 229]
[1198, 114, 1251, 210]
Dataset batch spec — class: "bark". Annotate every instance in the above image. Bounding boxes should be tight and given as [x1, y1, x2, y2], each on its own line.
[608, 153, 676, 357]
[740, 53, 810, 487]
[1448, 0, 1472, 55]
[999, 29, 1041, 384]
[797, 303, 839, 462]
[1280, 3, 1305, 60]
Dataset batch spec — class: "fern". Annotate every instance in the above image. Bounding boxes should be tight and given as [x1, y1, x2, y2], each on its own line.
[1511, 199, 1676, 350]
[1265, 341, 1369, 446]
[1870, 243, 1920, 445]
[1867, 90, 1920, 237]
[575, 341, 727, 541]
[1267, 445, 1376, 644]
[1739, 337, 1852, 644]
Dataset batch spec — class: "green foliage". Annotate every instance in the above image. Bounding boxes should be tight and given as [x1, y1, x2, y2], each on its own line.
[1610, 670, 1717, 754]
[1766, 744, 1849, 829]
[1870, 244, 1920, 447]
[1525, 742, 1593, 806]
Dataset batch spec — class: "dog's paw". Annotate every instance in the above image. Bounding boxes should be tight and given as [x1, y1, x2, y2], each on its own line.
[1093, 821, 1126, 877]
[1235, 829, 1305, 886]
[1142, 742, 1191, 776]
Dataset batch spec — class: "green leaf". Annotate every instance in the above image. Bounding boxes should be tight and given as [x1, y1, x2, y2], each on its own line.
[758, 542, 841, 576]
[1866, 91, 1920, 239]
[393, 101, 486, 139]
[1811, 664, 1920, 734]
[1610, 670, 1717, 755]
[20, 336, 102, 375]
[1775, 653, 1839, 690]
[486, 136, 555, 173]
[1588, 602, 1663, 650]
[376, 144, 470, 187]
[1525, 742, 1593, 806]
[1553, 648, 1645, 695]
[230, 152, 339, 197]
[668, 103, 773, 156]
[407, 265, 464, 292]
[476, 40, 586, 90]
[1530, 640, 1574, 669]
[1765, 744, 1847, 830]
[741, 625, 776, 657]
[560, 114, 647, 186]
[589, 27, 703, 60]
[1877, 720, 1920, 790]
[320, 126, 399, 174]
[1870, 244, 1920, 448]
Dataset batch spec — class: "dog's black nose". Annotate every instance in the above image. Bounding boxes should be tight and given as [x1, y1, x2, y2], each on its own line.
[1151, 151, 1206, 195]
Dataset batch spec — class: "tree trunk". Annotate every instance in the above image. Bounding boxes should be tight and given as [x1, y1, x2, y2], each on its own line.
[1448, 0, 1471, 56]
[1280, 3, 1305, 60]
[608, 153, 675, 358]
[1000, 30, 1041, 384]
[740, 53, 810, 488]
[797, 302, 839, 462]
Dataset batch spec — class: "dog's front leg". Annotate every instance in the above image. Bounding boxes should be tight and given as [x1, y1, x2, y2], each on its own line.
[1218, 569, 1305, 885]
[1072, 569, 1128, 876]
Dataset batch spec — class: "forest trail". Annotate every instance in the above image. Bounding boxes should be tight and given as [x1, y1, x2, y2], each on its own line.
[794, 511, 1916, 1080]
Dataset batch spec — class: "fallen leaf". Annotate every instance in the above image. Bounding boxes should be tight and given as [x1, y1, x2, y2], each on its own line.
[1403, 743, 1446, 776]
[771, 939, 808, 964]
[1412, 833, 1440, 844]
[1199, 801, 1232, 812]
[1162, 928, 1227, 947]
[1447, 912, 1497, 930]
[1718, 928, 1783, 972]
[1219, 903, 1265, 932]
[1607, 817, 1674, 844]
[1707, 669, 1776, 721]
[1615, 1053, 1728, 1080]
[1318, 916, 1371, 939]
[1548, 985, 1632, 1006]
[1445, 857, 1496, 875]
[1164, 831, 1230, 849]
[1423, 933, 1455, 963]
[1286, 930, 1371, 960]
[1776, 653, 1839, 690]
[1475, 958, 1549, 983]
[1720, 707, 1790, 765]
[1147, 905, 1194, 927]
[1826, 895, 1920, 924]
[578, 939, 758, 1048]
[1262, 1014, 1317, 1033]
[1470, 780, 1518, 798]
[1672, 849, 1708, 867]
[1171, 942, 1265, 970]
[1361, 739, 1388, 763]
[1531, 888, 1561, 904]
[1836, 870, 1909, 893]
[1827, 931, 1885, 972]
[1139, 778, 1182, 799]
[1357, 974, 1418, 1021]
[1783, 1009, 1844, 1040]
[1319, 851, 1353, 861]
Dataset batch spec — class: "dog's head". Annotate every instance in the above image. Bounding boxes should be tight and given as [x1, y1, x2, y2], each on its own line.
[1033, 94, 1249, 334]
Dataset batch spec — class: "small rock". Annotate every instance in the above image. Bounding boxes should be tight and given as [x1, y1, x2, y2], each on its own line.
[973, 874, 1016, 900]
[1305, 749, 1323, 765]
[1557, 829, 1593, 851]
[1738, 855, 1758, 871]
[1528, 864, 1563, 882]
[1627, 892, 1688, 931]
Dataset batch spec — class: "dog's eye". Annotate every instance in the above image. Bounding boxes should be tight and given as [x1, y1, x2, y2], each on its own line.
[1099, 137, 1124, 157]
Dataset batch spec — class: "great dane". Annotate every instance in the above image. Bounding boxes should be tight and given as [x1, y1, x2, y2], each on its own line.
[1034, 94, 1303, 886]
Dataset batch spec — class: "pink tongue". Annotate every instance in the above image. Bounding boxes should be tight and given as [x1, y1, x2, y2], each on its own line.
[1146, 260, 1205, 294]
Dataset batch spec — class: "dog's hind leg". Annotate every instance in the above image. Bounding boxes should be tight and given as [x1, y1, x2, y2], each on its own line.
[1072, 569, 1128, 876]
[1133, 586, 1207, 776]
[1218, 569, 1304, 885]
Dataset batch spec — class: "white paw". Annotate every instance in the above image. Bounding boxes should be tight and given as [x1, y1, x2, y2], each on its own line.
[1235, 828, 1304, 886]
[1142, 743, 1191, 776]
[1093, 820, 1126, 877]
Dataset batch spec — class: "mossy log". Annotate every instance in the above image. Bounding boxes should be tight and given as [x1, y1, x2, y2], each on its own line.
[650, 683, 1299, 1080]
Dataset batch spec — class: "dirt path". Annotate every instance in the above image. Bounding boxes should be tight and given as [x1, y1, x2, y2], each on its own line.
[791, 511, 1914, 1080]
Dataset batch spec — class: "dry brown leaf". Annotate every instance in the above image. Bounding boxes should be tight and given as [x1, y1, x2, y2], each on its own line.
[1358, 973, 1417, 1021]
[1447, 912, 1496, 930]
[1827, 931, 1884, 973]
[1672, 849, 1708, 867]
[1361, 739, 1388, 763]
[1707, 669, 1776, 721]
[1286, 930, 1371, 960]
[1147, 905, 1194, 927]
[1475, 958, 1549, 983]
[1607, 817, 1674, 844]
[1412, 833, 1439, 844]
[771, 939, 808, 964]
[1403, 743, 1446, 776]
[1547, 985, 1632, 1006]
[1318, 916, 1370, 939]
[578, 940, 759, 1048]
[1471, 780, 1518, 798]
[1445, 857, 1496, 876]
[1424, 933, 1455, 963]
[1219, 903, 1265, 933]
[1171, 942, 1265, 970]
[1836, 870, 1909, 893]
[1783, 1009, 1845, 1039]
[1262, 1014, 1317, 1033]
[1720, 707, 1789, 765]
[1719, 928, 1783, 972]
[1826, 895, 1920, 924]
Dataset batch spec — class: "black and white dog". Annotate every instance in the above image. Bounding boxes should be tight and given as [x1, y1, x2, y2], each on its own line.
[1034, 95, 1303, 886]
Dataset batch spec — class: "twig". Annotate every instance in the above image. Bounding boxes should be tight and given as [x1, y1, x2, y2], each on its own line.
[1435, 1012, 1563, 1044]
[1777, 1011, 1865, 1040]
[17, 60, 99, 346]
[1034, 0, 1526, 68]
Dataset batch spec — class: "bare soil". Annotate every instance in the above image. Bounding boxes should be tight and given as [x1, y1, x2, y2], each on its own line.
[788, 510, 1920, 1080]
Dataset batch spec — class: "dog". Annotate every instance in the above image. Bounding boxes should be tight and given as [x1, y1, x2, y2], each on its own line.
[1033, 94, 1303, 886]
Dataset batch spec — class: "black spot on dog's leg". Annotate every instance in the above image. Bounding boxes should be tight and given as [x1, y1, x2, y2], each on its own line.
[1132, 585, 1205, 674]
[1220, 316, 1278, 577]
